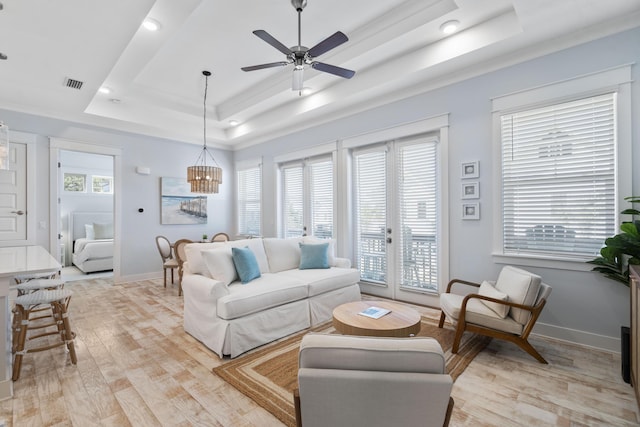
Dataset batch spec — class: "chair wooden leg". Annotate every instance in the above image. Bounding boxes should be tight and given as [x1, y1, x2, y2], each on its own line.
[171, 268, 174, 284]
[443, 397, 454, 427]
[12, 306, 29, 381]
[163, 268, 167, 288]
[515, 338, 548, 364]
[451, 322, 465, 354]
[293, 388, 302, 427]
[438, 311, 446, 328]
[54, 301, 77, 364]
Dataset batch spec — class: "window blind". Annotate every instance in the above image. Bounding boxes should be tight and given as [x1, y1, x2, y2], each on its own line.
[397, 140, 438, 290]
[237, 166, 261, 236]
[282, 165, 304, 238]
[309, 159, 333, 238]
[354, 149, 387, 283]
[500, 92, 616, 257]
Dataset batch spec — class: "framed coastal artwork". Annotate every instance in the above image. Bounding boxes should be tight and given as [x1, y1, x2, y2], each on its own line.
[160, 177, 208, 225]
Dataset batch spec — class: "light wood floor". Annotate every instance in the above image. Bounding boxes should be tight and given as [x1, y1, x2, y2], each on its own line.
[1, 278, 638, 426]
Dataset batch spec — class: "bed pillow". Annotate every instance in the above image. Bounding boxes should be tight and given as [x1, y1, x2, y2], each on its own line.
[299, 242, 330, 270]
[231, 247, 261, 284]
[93, 222, 113, 239]
[84, 224, 95, 240]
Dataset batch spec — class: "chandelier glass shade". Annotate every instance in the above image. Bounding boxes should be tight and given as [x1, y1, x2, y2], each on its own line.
[187, 70, 222, 194]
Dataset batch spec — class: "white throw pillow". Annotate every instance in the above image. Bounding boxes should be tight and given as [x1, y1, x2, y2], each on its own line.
[184, 242, 228, 278]
[478, 281, 509, 318]
[263, 237, 303, 272]
[228, 238, 270, 273]
[202, 247, 237, 286]
[93, 222, 113, 239]
[84, 224, 95, 240]
[495, 266, 542, 324]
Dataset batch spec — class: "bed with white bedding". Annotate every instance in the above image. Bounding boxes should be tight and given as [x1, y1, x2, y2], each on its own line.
[70, 211, 114, 273]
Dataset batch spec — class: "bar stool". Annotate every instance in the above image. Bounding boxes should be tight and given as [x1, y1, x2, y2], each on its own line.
[12, 289, 77, 381]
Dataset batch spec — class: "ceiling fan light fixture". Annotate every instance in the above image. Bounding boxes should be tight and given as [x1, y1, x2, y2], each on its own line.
[187, 70, 222, 194]
[142, 18, 161, 32]
[440, 20, 459, 35]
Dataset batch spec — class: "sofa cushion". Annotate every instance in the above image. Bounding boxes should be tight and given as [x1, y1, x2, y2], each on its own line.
[263, 237, 303, 273]
[299, 243, 330, 270]
[202, 247, 237, 286]
[217, 274, 309, 319]
[184, 242, 228, 278]
[229, 239, 270, 273]
[495, 266, 541, 324]
[478, 281, 509, 318]
[232, 247, 261, 284]
[279, 267, 361, 297]
[440, 292, 523, 335]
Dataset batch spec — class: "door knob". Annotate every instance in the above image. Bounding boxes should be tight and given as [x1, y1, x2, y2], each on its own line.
[11, 210, 24, 215]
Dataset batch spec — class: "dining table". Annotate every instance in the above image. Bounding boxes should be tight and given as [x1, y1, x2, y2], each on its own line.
[0, 245, 61, 400]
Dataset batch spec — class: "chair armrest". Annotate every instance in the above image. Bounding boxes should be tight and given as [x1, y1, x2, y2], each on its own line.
[461, 293, 537, 313]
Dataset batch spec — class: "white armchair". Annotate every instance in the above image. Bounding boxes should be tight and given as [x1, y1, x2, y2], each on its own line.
[439, 265, 552, 363]
[294, 333, 454, 427]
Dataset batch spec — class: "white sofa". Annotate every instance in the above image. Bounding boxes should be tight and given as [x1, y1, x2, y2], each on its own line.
[181, 237, 361, 358]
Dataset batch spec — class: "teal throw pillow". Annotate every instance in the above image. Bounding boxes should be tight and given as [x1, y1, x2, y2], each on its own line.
[231, 247, 261, 284]
[299, 242, 330, 270]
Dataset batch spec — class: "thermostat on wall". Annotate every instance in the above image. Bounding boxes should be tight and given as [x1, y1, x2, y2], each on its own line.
[136, 166, 151, 175]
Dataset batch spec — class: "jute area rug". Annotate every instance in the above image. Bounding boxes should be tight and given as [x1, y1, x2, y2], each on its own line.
[212, 314, 491, 427]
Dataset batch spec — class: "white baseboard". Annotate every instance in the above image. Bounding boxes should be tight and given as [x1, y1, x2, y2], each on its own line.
[533, 322, 621, 353]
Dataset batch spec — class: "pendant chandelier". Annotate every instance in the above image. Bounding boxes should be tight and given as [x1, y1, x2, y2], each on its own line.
[187, 70, 222, 194]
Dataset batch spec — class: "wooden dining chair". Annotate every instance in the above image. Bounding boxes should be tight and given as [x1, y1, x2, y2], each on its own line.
[155, 235, 178, 288]
[210, 232, 230, 242]
[173, 238, 194, 296]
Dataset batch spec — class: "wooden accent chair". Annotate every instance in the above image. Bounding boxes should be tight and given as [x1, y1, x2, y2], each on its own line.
[294, 334, 454, 427]
[210, 232, 230, 242]
[155, 235, 178, 288]
[173, 238, 194, 296]
[439, 265, 552, 363]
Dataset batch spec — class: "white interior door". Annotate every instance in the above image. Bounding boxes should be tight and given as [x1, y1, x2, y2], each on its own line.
[0, 142, 27, 242]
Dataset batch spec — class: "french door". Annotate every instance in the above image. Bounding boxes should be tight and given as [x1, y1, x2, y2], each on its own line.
[280, 155, 334, 238]
[353, 136, 440, 304]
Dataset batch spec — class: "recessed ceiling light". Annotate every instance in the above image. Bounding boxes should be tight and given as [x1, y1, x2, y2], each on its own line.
[229, 120, 239, 127]
[142, 18, 160, 32]
[98, 87, 111, 94]
[440, 20, 459, 35]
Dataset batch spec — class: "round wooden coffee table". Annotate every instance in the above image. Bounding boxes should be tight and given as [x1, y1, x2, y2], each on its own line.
[332, 300, 421, 337]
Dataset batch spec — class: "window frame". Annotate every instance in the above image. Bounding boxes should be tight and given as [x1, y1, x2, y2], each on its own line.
[491, 65, 633, 271]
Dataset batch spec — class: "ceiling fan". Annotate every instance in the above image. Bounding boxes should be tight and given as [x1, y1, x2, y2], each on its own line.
[241, 0, 356, 92]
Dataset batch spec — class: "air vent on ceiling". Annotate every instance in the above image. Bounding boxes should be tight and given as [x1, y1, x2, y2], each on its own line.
[64, 77, 84, 90]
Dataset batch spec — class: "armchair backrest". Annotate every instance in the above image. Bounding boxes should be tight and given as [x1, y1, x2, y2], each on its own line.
[297, 334, 453, 427]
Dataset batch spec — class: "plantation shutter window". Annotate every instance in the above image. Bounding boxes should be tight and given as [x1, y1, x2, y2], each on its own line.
[282, 165, 304, 238]
[500, 92, 616, 258]
[309, 159, 334, 238]
[237, 166, 262, 236]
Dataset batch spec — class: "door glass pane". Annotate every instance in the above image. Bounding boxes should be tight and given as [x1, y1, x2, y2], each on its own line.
[354, 150, 387, 284]
[309, 160, 333, 238]
[397, 140, 438, 291]
[283, 166, 304, 237]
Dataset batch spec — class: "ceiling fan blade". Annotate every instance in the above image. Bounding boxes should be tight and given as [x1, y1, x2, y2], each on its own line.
[292, 68, 304, 91]
[307, 31, 349, 58]
[253, 30, 292, 56]
[311, 62, 356, 79]
[241, 61, 289, 72]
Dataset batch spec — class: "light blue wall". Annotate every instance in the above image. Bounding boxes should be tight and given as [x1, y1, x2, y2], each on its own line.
[234, 27, 640, 348]
[0, 110, 234, 280]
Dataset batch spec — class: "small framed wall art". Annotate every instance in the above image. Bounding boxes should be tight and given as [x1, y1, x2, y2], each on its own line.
[462, 203, 480, 220]
[461, 161, 479, 179]
[461, 182, 479, 199]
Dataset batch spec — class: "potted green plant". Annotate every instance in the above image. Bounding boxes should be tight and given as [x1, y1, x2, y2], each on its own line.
[202, 234, 208, 242]
[588, 196, 640, 285]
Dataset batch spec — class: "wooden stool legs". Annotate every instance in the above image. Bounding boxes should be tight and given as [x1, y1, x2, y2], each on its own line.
[12, 291, 77, 381]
